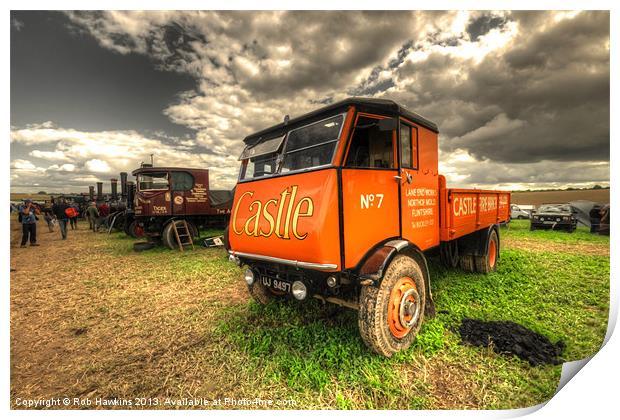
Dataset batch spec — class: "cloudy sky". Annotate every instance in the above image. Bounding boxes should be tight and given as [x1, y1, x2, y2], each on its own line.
[10, 10, 609, 193]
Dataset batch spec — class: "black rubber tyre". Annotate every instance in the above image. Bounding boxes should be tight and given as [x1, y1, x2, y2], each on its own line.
[358, 254, 426, 357]
[247, 279, 278, 305]
[162, 222, 176, 249]
[133, 241, 156, 252]
[223, 225, 230, 251]
[124, 218, 133, 236]
[162, 220, 199, 250]
[459, 254, 476, 272]
[474, 229, 499, 274]
[187, 221, 199, 239]
[127, 220, 144, 239]
[439, 240, 459, 268]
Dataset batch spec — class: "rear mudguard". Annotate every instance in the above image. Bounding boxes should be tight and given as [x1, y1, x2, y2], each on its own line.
[457, 224, 500, 257]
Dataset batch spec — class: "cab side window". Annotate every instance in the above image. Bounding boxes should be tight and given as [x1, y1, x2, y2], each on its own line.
[171, 171, 194, 191]
[399, 123, 418, 170]
[345, 116, 394, 168]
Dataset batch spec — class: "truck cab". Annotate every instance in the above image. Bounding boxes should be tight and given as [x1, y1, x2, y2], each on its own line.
[130, 166, 232, 248]
[228, 98, 510, 356]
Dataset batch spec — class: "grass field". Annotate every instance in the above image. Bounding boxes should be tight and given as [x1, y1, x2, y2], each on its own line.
[10, 219, 609, 410]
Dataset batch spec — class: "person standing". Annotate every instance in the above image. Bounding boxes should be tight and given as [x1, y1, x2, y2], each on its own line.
[97, 201, 109, 232]
[86, 201, 100, 232]
[18, 199, 40, 248]
[68, 201, 79, 230]
[43, 206, 55, 232]
[52, 198, 70, 240]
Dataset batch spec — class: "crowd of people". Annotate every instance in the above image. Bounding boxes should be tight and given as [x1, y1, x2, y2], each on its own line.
[15, 198, 111, 247]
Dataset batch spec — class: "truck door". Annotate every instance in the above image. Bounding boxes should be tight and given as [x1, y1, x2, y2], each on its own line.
[398, 121, 440, 250]
[171, 171, 194, 215]
[341, 114, 400, 268]
[135, 171, 171, 217]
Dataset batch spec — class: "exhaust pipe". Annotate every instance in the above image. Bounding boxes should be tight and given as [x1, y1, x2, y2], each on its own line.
[96, 182, 103, 201]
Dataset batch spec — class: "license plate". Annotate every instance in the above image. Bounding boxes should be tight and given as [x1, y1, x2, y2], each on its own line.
[261, 276, 291, 293]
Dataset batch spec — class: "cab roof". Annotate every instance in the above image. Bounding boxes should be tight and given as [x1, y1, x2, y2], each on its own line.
[131, 167, 210, 176]
[243, 97, 438, 145]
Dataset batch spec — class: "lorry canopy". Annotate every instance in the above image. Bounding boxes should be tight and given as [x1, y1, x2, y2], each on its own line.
[569, 200, 605, 228]
[242, 97, 438, 146]
[209, 190, 234, 208]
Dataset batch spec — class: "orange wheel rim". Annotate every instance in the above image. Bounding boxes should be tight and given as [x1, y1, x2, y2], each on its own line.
[388, 277, 420, 338]
[489, 237, 497, 267]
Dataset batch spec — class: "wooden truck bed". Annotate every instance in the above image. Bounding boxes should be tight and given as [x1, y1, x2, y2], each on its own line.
[438, 187, 511, 242]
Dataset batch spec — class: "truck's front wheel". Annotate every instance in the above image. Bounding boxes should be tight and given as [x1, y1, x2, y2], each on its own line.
[358, 254, 426, 357]
[247, 280, 283, 305]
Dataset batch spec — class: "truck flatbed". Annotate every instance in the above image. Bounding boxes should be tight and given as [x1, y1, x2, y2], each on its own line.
[439, 182, 511, 242]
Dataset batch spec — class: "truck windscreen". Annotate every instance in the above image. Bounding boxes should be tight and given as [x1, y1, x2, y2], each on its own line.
[240, 113, 345, 181]
[138, 172, 169, 191]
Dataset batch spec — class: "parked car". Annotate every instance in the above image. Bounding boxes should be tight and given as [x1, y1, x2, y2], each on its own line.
[510, 204, 531, 219]
[530, 204, 577, 232]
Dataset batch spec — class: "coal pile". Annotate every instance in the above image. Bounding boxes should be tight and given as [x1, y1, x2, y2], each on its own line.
[459, 319, 565, 366]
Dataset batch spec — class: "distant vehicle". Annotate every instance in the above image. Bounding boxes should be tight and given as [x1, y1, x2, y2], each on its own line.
[510, 204, 531, 219]
[130, 166, 232, 249]
[530, 204, 577, 232]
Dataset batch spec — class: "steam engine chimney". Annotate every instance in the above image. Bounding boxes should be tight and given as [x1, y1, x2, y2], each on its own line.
[89, 186, 95, 201]
[126, 181, 135, 210]
[96, 182, 103, 201]
[120, 172, 128, 200]
[110, 178, 118, 201]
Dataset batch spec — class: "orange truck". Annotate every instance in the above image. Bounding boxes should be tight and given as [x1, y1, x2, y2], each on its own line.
[227, 98, 510, 356]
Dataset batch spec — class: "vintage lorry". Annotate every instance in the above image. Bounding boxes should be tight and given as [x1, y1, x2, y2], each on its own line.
[130, 165, 232, 248]
[226, 98, 510, 356]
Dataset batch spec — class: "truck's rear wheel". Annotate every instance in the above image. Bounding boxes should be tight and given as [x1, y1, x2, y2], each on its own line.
[358, 254, 426, 357]
[474, 229, 499, 274]
[162, 220, 198, 250]
[459, 254, 476, 272]
[162, 223, 175, 249]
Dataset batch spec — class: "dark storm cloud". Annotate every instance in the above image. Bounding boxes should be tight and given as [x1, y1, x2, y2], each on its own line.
[466, 14, 507, 41]
[392, 11, 609, 164]
[10, 11, 196, 136]
[11, 11, 610, 192]
[230, 11, 419, 97]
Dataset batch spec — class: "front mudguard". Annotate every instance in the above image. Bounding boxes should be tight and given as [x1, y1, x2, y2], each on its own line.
[355, 240, 435, 317]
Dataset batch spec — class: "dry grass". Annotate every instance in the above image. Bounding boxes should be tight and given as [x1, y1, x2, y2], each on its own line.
[511, 189, 609, 206]
[10, 193, 52, 202]
[502, 237, 609, 256]
[10, 218, 247, 408]
[10, 217, 609, 410]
